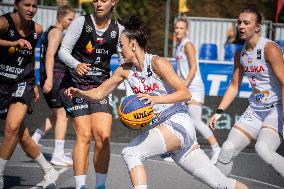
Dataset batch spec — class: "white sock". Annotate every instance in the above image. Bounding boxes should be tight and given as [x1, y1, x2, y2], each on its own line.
[96, 173, 107, 187]
[0, 158, 8, 175]
[32, 129, 45, 143]
[211, 143, 220, 152]
[74, 175, 86, 189]
[54, 140, 65, 155]
[134, 185, 147, 189]
[34, 154, 53, 174]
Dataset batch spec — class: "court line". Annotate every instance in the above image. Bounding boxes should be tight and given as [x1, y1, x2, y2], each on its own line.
[39, 145, 284, 189]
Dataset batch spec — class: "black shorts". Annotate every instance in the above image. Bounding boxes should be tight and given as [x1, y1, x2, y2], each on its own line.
[59, 88, 113, 118]
[40, 71, 64, 108]
[0, 81, 34, 120]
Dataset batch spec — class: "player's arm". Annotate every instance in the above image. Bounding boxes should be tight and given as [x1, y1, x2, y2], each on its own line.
[217, 51, 243, 110]
[65, 65, 128, 101]
[42, 28, 63, 93]
[140, 57, 191, 105]
[184, 41, 197, 86]
[265, 42, 284, 114]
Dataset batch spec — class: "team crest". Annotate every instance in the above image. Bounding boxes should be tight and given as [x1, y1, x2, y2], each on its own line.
[111, 31, 117, 38]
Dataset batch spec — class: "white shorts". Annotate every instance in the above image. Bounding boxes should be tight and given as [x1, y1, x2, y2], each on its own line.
[235, 105, 283, 139]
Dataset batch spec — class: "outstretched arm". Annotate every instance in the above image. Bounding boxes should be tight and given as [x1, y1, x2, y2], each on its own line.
[65, 66, 127, 101]
[209, 51, 244, 129]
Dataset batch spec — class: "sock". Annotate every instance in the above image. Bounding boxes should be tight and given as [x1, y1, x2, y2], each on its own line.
[54, 140, 65, 155]
[96, 173, 107, 187]
[32, 129, 45, 143]
[211, 143, 220, 152]
[134, 185, 147, 189]
[34, 153, 53, 174]
[74, 175, 86, 189]
[0, 158, 8, 175]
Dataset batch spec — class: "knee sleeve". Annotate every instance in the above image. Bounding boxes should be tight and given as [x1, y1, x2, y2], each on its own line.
[255, 142, 273, 164]
[178, 148, 236, 189]
[121, 128, 167, 171]
[217, 141, 235, 164]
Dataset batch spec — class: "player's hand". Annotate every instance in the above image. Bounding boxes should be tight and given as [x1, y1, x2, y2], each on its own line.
[13, 39, 32, 50]
[64, 87, 80, 99]
[75, 63, 91, 76]
[137, 93, 156, 106]
[209, 113, 222, 130]
[34, 86, 40, 102]
[42, 78, 53, 93]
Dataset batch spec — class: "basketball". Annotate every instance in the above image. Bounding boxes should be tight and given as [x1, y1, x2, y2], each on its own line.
[118, 95, 154, 130]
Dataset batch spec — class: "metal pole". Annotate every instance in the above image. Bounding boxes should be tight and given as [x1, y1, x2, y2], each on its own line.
[164, 0, 170, 57]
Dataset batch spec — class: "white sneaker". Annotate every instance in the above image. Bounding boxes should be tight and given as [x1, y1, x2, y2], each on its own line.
[51, 153, 73, 166]
[41, 168, 59, 189]
[211, 148, 221, 165]
[0, 174, 3, 189]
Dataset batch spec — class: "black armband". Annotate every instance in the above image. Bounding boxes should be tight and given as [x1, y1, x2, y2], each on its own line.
[216, 109, 224, 114]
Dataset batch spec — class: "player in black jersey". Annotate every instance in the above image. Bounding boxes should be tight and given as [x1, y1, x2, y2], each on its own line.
[58, 0, 123, 188]
[0, 0, 58, 188]
[31, 5, 75, 167]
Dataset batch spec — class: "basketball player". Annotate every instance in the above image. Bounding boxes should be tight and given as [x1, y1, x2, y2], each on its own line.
[209, 6, 284, 177]
[58, 0, 123, 188]
[65, 15, 248, 189]
[0, 0, 58, 188]
[174, 16, 221, 164]
[31, 5, 75, 167]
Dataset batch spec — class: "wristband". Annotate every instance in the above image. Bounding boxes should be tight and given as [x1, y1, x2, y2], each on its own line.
[216, 109, 224, 114]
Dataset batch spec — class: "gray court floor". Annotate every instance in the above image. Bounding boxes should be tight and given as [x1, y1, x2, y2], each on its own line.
[2, 139, 284, 189]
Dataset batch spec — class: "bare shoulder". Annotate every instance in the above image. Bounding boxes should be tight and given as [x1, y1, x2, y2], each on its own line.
[49, 27, 63, 38]
[0, 16, 9, 31]
[265, 41, 282, 54]
[35, 23, 43, 35]
[184, 41, 195, 49]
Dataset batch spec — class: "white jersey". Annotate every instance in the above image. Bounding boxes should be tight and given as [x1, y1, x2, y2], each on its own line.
[175, 39, 205, 102]
[240, 37, 282, 110]
[126, 53, 185, 115]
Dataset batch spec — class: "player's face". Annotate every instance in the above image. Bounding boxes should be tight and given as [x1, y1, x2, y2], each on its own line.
[15, 0, 37, 21]
[237, 12, 260, 41]
[119, 33, 136, 64]
[174, 21, 188, 41]
[61, 12, 75, 29]
[93, 0, 115, 18]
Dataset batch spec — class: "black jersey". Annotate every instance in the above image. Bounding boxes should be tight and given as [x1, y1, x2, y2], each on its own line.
[66, 15, 119, 88]
[0, 13, 38, 84]
[40, 26, 66, 73]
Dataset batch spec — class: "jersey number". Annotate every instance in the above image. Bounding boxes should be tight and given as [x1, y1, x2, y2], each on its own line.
[17, 57, 24, 66]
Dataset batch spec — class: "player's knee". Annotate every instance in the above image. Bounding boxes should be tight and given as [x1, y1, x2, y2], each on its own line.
[121, 147, 144, 171]
[218, 141, 236, 164]
[77, 131, 92, 144]
[255, 142, 273, 164]
[5, 123, 20, 137]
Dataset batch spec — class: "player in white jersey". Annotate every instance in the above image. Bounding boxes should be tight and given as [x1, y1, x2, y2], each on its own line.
[174, 17, 221, 164]
[65, 16, 248, 189]
[209, 6, 284, 177]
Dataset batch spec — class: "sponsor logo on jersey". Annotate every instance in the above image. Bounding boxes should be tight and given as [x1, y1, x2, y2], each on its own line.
[9, 30, 14, 37]
[99, 99, 108, 104]
[74, 97, 84, 104]
[86, 25, 93, 33]
[131, 82, 160, 94]
[111, 31, 117, 38]
[244, 65, 265, 73]
[147, 65, 153, 77]
[34, 32, 37, 39]
[8, 46, 18, 54]
[253, 87, 270, 102]
[257, 49, 261, 59]
[85, 41, 95, 54]
[66, 104, 88, 112]
[96, 48, 109, 55]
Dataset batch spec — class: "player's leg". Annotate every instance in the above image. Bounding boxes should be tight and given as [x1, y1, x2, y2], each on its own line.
[72, 115, 92, 189]
[91, 112, 112, 189]
[175, 147, 248, 189]
[50, 107, 72, 166]
[121, 125, 182, 189]
[188, 102, 220, 163]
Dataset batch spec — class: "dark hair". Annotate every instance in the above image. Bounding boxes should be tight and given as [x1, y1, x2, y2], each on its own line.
[57, 5, 74, 20]
[14, 0, 21, 3]
[240, 5, 263, 25]
[123, 16, 148, 50]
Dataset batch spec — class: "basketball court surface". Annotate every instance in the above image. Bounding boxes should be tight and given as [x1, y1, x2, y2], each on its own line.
[2, 138, 284, 189]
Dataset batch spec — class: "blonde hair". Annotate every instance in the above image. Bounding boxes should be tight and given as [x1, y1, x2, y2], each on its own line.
[175, 16, 188, 28]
